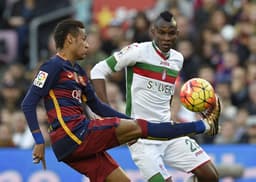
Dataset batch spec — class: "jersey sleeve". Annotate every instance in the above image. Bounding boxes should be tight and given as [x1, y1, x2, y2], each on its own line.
[111, 43, 141, 71]
[21, 61, 61, 142]
[90, 43, 141, 80]
[31, 61, 61, 96]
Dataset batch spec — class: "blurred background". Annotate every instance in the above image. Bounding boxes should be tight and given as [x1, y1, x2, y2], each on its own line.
[0, 0, 256, 181]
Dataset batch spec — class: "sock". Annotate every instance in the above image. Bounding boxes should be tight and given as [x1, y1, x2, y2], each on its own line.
[202, 119, 210, 132]
[137, 119, 206, 140]
[148, 173, 165, 182]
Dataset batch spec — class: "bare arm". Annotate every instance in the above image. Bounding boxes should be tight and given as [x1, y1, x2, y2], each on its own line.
[90, 59, 113, 104]
[91, 79, 109, 104]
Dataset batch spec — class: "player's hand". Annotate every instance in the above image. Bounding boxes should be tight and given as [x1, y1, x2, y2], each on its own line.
[32, 144, 47, 170]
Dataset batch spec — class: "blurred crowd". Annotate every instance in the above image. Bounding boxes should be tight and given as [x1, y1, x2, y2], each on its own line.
[0, 0, 256, 148]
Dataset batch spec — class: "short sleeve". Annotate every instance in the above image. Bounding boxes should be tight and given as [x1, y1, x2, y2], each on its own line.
[108, 43, 141, 71]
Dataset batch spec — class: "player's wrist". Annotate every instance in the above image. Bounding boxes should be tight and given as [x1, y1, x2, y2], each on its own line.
[32, 132, 45, 144]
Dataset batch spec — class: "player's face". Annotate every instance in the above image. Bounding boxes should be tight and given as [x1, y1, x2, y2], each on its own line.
[72, 28, 89, 60]
[152, 21, 178, 52]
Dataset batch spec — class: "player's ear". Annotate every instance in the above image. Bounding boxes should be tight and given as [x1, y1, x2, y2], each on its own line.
[66, 34, 73, 44]
[149, 25, 155, 37]
[176, 28, 180, 36]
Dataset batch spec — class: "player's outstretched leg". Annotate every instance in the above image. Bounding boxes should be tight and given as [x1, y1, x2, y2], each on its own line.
[115, 98, 221, 144]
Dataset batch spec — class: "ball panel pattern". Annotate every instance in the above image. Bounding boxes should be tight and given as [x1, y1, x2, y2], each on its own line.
[180, 78, 216, 112]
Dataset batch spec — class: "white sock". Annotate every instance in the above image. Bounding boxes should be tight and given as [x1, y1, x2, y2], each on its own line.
[202, 119, 210, 133]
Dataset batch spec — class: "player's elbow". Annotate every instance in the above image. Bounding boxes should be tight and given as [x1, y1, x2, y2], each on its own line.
[21, 96, 34, 113]
[21, 98, 29, 112]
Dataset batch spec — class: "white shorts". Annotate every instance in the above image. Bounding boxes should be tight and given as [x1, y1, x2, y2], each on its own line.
[128, 136, 210, 180]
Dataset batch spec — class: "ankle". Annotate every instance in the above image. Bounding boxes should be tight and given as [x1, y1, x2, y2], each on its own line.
[202, 119, 210, 133]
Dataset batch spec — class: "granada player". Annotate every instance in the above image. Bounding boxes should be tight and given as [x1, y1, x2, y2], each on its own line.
[91, 11, 219, 182]
[21, 19, 220, 182]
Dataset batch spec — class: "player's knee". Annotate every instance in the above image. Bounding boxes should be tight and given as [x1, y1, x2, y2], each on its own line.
[116, 119, 142, 144]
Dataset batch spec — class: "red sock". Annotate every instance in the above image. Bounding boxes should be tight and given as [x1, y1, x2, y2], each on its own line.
[136, 119, 148, 138]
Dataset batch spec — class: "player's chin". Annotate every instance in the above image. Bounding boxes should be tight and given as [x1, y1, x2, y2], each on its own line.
[78, 53, 87, 60]
[76, 56, 85, 61]
[161, 45, 171, 52]
[162, 48, 171, 52]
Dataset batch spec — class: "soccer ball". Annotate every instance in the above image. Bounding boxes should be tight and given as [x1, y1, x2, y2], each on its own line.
[180, 78, 216, 112]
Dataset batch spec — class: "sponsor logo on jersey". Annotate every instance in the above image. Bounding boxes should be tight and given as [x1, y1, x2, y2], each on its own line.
[146, 80, 174, 95]
[33, 71, 48, 88]
[72, 89, 82, 103]
[67, 71, 73, 78]
[195, 150, 204, 157]
[66, 71, 86, 86]
[160, 61, 170, 66]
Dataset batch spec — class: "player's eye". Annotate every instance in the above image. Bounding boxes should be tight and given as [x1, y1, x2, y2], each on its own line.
[157, 30, 164, 34]
[169, 30, 176, 34]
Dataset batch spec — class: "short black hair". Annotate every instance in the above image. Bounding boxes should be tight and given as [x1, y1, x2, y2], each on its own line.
[152, 11, 177, 27]
[159, 11, 173, 22]
[54, 19, 85, 49]
[155, 11, 174, 22]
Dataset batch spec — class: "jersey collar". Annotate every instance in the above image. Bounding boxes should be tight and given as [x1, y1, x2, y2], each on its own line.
[152, 41, 170, 60]
[56, 53, 68, 61]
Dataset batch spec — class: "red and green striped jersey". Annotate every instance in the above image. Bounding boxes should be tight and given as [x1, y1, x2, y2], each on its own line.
[105, 42, 184, 122]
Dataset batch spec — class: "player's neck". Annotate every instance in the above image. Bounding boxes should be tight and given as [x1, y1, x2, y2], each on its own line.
[152, 41, 170, 60]
[57, 51, 76, 65]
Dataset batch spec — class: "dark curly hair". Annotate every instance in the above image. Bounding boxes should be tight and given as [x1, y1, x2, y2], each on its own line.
[53, 19, 85, 49]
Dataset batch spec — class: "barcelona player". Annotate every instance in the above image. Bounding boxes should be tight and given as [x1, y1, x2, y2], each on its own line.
[21, 19, 220, 182]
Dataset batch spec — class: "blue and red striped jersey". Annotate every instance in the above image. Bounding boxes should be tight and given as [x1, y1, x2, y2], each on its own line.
[21, 55, 130, 160]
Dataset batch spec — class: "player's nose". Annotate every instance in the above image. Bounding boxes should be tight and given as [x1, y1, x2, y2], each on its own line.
[85, 41, 89, 49]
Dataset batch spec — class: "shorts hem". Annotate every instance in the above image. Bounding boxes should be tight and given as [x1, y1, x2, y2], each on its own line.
[188, 159, 211, 173]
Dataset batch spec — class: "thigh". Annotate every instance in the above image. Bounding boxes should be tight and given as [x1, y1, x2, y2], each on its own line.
[63, 151, 119, 182]
[128, 140, 171, 180]
[82, 117, 121, 155]
[164, 136, 211, 173]
[115, 119, 142, 144]
[192, 160, 218, 179]
[106, 167, 130, 182]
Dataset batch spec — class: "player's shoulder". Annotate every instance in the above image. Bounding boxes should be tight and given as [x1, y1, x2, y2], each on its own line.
[170, 49, 184, 60]
[39, 55, 63, 70]
[114, 42, 151, 59]
[124, 41, 150, 50]
[115, 42, 141, 57]
[44, 55, 62, 65]
[136, 41, 152, 48]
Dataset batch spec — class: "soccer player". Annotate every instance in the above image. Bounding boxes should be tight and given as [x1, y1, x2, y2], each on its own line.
[21, 19, 220, 182]
[91, 11, 219, 182]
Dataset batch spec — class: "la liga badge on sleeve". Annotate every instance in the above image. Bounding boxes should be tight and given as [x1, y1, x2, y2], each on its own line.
[33, 70, 48, 88]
